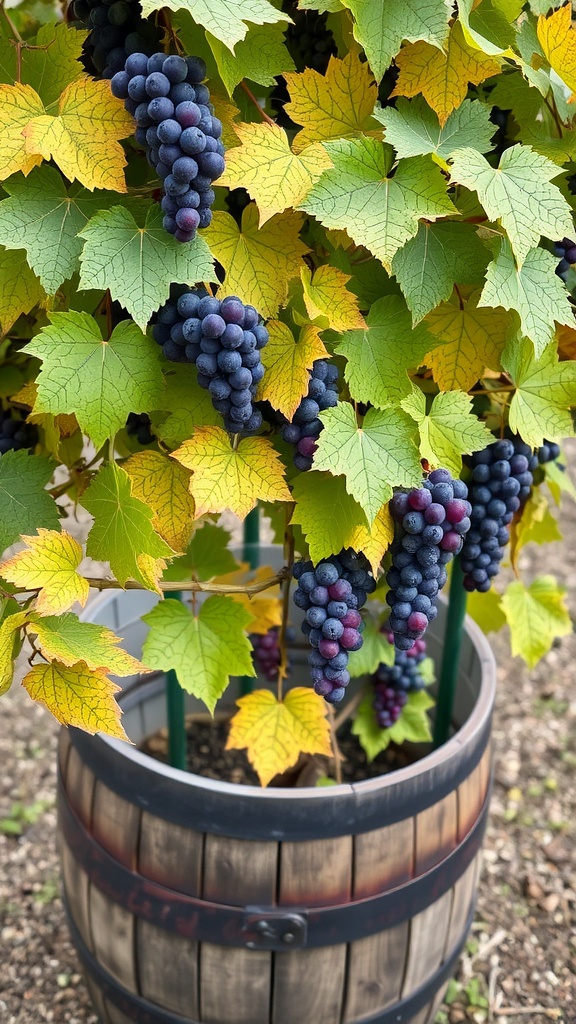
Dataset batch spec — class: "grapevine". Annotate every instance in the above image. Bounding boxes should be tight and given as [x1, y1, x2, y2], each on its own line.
[70, 0, 161, 79]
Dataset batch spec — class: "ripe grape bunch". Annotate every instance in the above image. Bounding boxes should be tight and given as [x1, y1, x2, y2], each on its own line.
[70, 0, 161, 79]
[293, 550, 376, 704]
[111, 53, 224, 241]
[554, 237, 576, 283]
[0, 411, 38, 456]
[153, 289, 268, 434]
[251, 627, 296, 682]
[283, 3, 337, 74]
[371, 633, 427, 729]
[281, 360, 339, 470]
[386, 469, 471, 650]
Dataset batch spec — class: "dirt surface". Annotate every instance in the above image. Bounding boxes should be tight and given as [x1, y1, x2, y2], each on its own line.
[1, 447, 575, 1024]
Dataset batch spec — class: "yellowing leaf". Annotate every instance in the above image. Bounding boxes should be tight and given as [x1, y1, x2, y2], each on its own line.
[217, 121, 332, 224]
[205, 205, 309, 318]
[349, 502, 394, 576]
[24, 78, 133, 192]
[509, 486, 562, 569]
[225, 565, 283, 634]
[424, 299, 510, 391]
[285, 50, 379, 152]
[28, 613, 145, 676]
[392, 22, 500, 125]
[172, 426, 292, 519]
[537, 5, 576, 100]
[226, 688, 332, 786]
[0, 83, 44, 180]
[301, 265, 366, 332]
[501, 576, 572, 669]
[258, 321, 328, 419]
[0, 530, 89, 616]
[125, 451, 196, 554]
[0, 612, 27, 697]
[22, 660, 128, 740]
[557, 323, 576, 362]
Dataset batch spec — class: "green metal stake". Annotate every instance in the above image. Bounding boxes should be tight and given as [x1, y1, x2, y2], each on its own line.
[240, 508, 260, 695]
[165, 591, 187, 771]
[433, 559, 468, 749]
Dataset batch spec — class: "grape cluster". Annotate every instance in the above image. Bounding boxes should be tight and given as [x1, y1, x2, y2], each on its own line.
[537, 440, 561, 466]
[152, 289, 268, 433]
[284, 4, 337, 74]
[126, 412, 155, 445]
[111, 53, 224, 241]
[371, 634, 427, 729]
[386, 470, 471, 650]
[70, 0, 160, 79]
[0, 411, 38, 455]
[281, 360, 339, 470]
[251, 627, 296, 682]
[554, 237, 576, 282]
[293, 550, 376, 704]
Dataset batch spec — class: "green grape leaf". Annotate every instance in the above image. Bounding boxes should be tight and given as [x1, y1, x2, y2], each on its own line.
[290, 471, 369, 562]
[207, 22, 295, 95]
[155, 365, 221, 449]
[466, 587, 506, 635]
[376, 97, 494, 162]
[0, 167, 110, 294]
[78, 203, 216, 329]
[163, 523, 239, 583]
[478, 239, 574, 359]
[501, 575, 572, 669]
[392, 221, 490, 324]
[82, 461, 174, 589]
[348, 620, 395, 678]
[313, 402, 421, 523]
[544, 458, 576, 506]
[0, 246, 44, 335]
[142, 596, 255, 713]
[300, 138, 455, 269]
[449, 145, 573, 265]
[352, 687, 434, 762]
[27, 313, 165, 450]
[341, 0, 450, 80]
[21, 22, 86, 107]
[503, 337, 576, 447]
[401, 389, 494, 475]
[140, 0, 290, 51]
[0, 451, 59, 557]
[336, 294, 436, 407]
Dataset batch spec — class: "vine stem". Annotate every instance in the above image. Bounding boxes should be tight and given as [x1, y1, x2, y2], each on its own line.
[240, 81, 275, 126]
[0, 568, 290, 600]
[1, 3, 23, 43]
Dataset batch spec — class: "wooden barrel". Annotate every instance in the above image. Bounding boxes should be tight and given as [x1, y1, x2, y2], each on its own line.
[57, 589, 495, 1024]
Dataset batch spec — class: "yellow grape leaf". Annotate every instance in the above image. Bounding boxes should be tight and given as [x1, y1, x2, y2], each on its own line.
[285, 50, 379, 153]
[217, 121, 333, 224]
[226, 687, 332, 786]
[22, 660, 129, 740]
[557, 323, 576, 361]
[24, 78, 133, 192]
[509, 487, 562, 570]
[28, 612, 146, 676]
[392, 22, 500, 126]
[301, 265, 366, 332]
[205, 206, 309, 319]
[172, 426, 292, 519]
[125, 450, 196, 554]
[258, 321, 328, 419]
[501, 576, 572, 669]
[0, 83, 44, 180]
[349, 502, 394, 577]
[0, 612, 27, 697]
[228, 565, 283, 635]
[424, 300, 510, 391]
[206, 82, 241, 149]
[0, 530, 89, 616]
[537, 6, 576, 100]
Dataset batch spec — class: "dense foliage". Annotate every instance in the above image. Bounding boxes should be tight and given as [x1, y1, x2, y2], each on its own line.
[0, 0, 575, 784]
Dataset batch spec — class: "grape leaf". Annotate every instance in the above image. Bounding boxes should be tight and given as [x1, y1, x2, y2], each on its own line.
[27, 313, 165, 449]
[401, 389, 494, 475]
[509, 487, 562, 570]
[458, 0, 515, 56]
[501, 575, 572, 668]
[284, 50, 379, 152]
[0, 612, 27, 697]
[155, 365, 221, 449]
[82, 462, 174, 590]
[503, 337, 576, 447]
[376, 97, 495, 162]
[478, 239, 574, 359]
[390, 22, 500, 125]
[352, 688, 434, 762]
[300, 138, 455, 269]
[139, 0, 290, 51]
[544, 457, 576, 506]
[172, 426, 292, 519]
[22, 660, 129, 740]
[348, 502, 395, 577]
[142, 596, 255, 713]
[0, 246, 44, 335]
[290, 470, 369, 561]
[336, 294, 436, 407]
[466, 587, 506, 635]
[424, 296, 510, 392]
[207, 22, 295, 96]
[78, 203, 216, 329]
[257, 321, 328, 419]
[391, 221, 490, 324]
[205, 206, 309, 318]
[216, 564, 283, 634]
[226, 687, 331, 786]
[0, 83, 44, 181]
[27, 613, 145, 675]
[217, 122, 332, 225]
[0, 451, 59, 558]
[348, 621, 395, 678]
[125, 451, 196, 553]
[0, 530, 89, 615]
[313, 402, 421, 523]
[536, 5, 576, 99]
[162, 523, 239, 583]
[340, 0, 450, 81]
[22, 22, 86, 107]
[449, 145, 573, 265]
[300, 266, 366, 332]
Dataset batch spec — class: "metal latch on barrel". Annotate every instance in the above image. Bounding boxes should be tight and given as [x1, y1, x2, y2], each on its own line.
[242, 908, 308, 950]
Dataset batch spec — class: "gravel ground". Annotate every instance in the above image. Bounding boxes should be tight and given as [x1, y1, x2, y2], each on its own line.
[1, 450, 575, 1024]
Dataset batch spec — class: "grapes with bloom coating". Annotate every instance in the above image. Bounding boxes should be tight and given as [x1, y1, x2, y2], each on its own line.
[70, 0, 161, 80]
[152, 288, 268, 434]
[372, 633, 428, 728]
[293, 549, 376, 704]
[0, 411, 38, 456]
[385, 469, 471, 651]
[281, 360, 339, 470]
[554, 237, 576, 283]
[250, 627, 296, 681]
